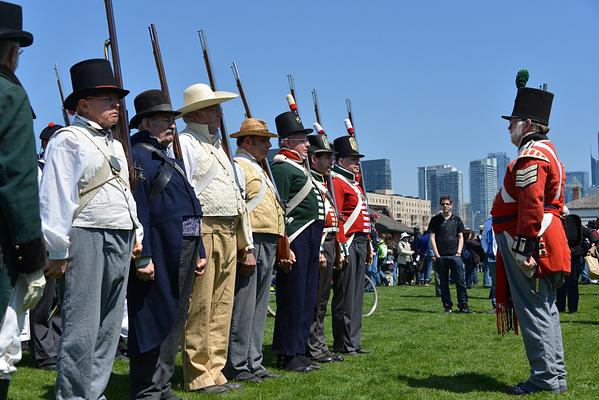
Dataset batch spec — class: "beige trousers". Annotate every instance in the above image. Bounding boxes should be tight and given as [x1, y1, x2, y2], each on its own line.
[183, 216, 238, 390]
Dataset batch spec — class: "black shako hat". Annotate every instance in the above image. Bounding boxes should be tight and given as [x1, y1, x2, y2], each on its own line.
[0, 1, 33, 47]
[275, 111, 313, 138]
[39, 122, 63, 140]
[129, 89, 180, 129]
[63, 59, 129, 112]
[334, 135, 364, 158]
[501, 87, 554, 126]
[308, 134, 332, 155]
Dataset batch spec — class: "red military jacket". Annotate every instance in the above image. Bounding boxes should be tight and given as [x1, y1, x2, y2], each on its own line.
[491, 138, 570, 275]
[331, 164, 371, 244]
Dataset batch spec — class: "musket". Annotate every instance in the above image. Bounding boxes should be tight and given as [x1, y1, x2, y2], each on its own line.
[53, 64, 70, 126]
[198, 30, 236, 167]
[148, 23, 182, 160]
[103, 0, 134, 181]
[312, 89, 345, 266]
[285, 74, 311, 175]
[344, 98, 374, 259]
[232, 62, 291, 263]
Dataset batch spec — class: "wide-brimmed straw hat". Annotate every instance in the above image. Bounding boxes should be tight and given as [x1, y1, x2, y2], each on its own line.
[230, 118, 278, 138]
[177, 83, 237, 116]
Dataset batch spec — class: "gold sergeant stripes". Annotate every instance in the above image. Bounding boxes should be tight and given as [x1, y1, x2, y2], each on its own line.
[515, 164, 538, 188]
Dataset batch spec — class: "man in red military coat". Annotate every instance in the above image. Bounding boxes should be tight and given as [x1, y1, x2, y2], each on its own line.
[491, 86, 570, 395]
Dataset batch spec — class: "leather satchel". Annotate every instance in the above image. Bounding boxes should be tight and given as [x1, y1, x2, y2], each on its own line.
[276, 234, 291, 271]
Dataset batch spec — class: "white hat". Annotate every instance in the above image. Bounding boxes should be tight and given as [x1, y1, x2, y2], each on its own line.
[177, 83, 238, 116]
[400, 232, 410, 240]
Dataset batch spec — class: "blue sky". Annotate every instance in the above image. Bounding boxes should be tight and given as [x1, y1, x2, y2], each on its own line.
[14, 0, 599, 198]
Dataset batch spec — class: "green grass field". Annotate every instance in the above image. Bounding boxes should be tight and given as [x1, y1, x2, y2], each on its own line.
[10, 280, 599, 399]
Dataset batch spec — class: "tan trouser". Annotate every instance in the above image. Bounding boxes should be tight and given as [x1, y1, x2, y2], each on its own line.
[183, 216, 238, 390]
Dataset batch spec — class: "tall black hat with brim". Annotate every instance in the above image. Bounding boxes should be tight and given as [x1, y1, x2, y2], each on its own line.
[275, 111, 313, 138]
[39, 122, 63, 140]
[129, 89, 180, 129]
[63, 59, 129, 112]
[501, 87, 554, 126]
[308, 134, 332, 155]
[0, 1, 33, 47]
[334, 135, 364, 158]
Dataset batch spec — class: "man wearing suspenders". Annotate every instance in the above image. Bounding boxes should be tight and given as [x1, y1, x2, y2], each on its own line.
[271, 111, 325, 372]
[224, 118, 286, 383]
[40, 59, 142, 400]
[331, 135, 371, 355]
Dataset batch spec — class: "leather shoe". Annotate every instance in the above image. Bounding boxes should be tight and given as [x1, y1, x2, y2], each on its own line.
[224, 383, 243, 391]
[507, 382, 560, 395]
[255, 369, 282, 379]
[194, 385, 229, 394]
[232, 372, 262, 383]
[356, 348, 371, 354]
[278, 355, 316, 372]
[298, 355, 322, 369]
[311, 354, 336, 363]
[324, 351, 344, 362]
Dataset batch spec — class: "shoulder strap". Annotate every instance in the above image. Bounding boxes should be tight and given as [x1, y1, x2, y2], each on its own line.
[236, 157, 267, 213]
[286, 177, 313, 214]
[333, 172, 364, 233]
[135, 143, 186, 177]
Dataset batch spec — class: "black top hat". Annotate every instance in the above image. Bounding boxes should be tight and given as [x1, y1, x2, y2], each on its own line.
[334, 135, 364, 158]
[39, 122, 63, 141]
[0, 1, 33, 47]
[501, 87, 554, 126]
[129, 89, 180, 129]
[275, 111, 313, 138]
[63, 59, 129, 112]
[308, 134, 332, 155]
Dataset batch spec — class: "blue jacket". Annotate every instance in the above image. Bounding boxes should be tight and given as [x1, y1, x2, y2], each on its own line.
[127, 131, 204, 355]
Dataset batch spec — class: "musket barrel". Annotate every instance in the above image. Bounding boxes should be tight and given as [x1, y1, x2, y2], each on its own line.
[54, 64, 70, 126]
[232, 62, 252, 118]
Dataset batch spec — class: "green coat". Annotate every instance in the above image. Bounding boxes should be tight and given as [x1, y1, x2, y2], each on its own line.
[0, 72, 43, 317]
[271, 153, 322, 242]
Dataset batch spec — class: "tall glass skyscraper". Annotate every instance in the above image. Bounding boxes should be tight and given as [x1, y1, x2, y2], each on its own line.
[418, 165, 464, 217]
[361, 159, 392, 192]
[487, 152, 510, 188]
[469, 158, 498, 229]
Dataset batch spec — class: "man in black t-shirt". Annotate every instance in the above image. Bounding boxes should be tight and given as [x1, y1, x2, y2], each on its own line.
[428, 195, 472, 313]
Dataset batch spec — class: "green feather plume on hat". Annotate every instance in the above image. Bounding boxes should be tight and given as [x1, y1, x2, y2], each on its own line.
[515, 69, 529, 88]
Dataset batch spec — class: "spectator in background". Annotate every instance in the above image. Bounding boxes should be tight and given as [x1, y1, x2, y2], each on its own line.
[376, 237, 388, 286]
[481, 218, 497, 308]
[428, 195, 472, 314]
[580, 220, 599, 284]
[415, 230, 433, 286]
[397, 233, 414, 285]
[366, 231, 381, 286]
[556, 215, 588, 314]
[463, 229, 483, 289]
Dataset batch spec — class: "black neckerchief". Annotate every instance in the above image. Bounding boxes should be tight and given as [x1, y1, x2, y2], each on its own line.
[519, 131, 548, 150]
[311, 169, 325, 183]
[0, 63, 36, 119]
[332, 164, 355, 181]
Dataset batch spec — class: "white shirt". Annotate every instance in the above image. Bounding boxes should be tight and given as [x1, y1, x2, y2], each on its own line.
[40, 115, 142, 259]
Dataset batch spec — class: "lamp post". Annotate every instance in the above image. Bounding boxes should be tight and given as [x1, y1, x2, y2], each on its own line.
[471, 211, 480, 230]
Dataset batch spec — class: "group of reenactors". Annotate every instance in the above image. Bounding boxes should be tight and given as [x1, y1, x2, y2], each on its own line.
[1, 1, 575, 398]
[0, 2, 373, 399]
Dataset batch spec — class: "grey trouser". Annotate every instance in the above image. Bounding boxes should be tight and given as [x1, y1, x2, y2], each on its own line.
[55, 227, 133, 400]
[496, 232, 566, 391]
[306, 236, 335, 358]
[129, 237, 199, 399]
[332, 233, 368, 353]
[30, 276, 61, 368]
[224, 233, 277, 378]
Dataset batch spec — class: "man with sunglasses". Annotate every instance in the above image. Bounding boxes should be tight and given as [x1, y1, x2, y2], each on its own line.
[39, 59, 142, 400]
[428, 195, 472, 314]
[492, 86, 570, 395]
